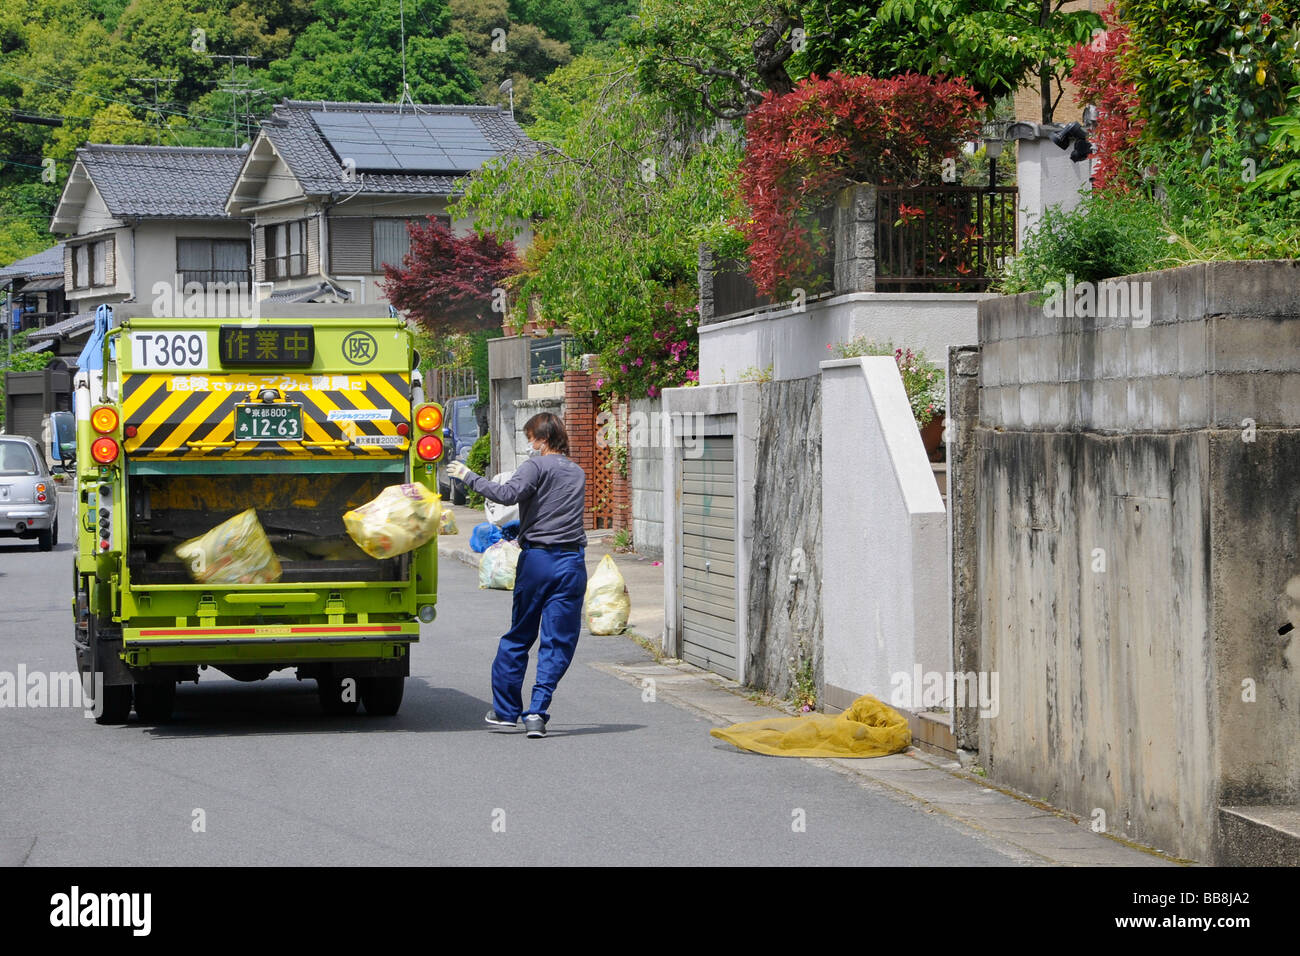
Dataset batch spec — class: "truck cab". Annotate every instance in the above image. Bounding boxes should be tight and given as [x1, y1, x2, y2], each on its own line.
[74, 312, 444, 724]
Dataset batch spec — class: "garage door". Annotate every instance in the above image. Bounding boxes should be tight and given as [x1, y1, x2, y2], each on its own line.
[680, 435, 737, 678]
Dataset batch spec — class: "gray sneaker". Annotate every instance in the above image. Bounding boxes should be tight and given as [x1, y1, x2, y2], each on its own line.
[484, 709, 518, 728]
[523, 714, 547, 738]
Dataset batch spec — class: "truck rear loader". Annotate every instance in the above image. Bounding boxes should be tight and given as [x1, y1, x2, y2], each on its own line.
[73, 314, 444, 724]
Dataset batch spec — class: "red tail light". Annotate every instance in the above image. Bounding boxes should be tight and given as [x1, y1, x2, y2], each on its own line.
[91, 437, 120, 464]
[416, 436, 443, 461]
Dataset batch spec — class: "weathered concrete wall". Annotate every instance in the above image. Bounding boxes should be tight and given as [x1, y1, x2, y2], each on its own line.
[972, 259, 1300, 863]
[745, 377, 822, 694]
[697, 291, 987, 386]
[628, 397, 664, 559]
[821, 357, 949, 712]
[947, 346, 982, 750]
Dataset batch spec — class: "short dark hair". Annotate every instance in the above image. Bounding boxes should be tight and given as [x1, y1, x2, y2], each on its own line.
[524, 412, 569, 456]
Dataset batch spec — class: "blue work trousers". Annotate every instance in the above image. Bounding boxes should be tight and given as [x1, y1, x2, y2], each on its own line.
[492, 547, 587, 723]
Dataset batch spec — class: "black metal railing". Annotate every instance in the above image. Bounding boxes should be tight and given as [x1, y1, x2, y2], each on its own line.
[179, 270, 253, 287]
[875, 186, 1017, 292]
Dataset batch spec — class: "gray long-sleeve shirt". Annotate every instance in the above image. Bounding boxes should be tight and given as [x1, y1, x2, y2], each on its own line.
[461, 454, 587, 548]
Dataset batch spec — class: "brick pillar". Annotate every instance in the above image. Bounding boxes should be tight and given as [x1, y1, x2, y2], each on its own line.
[612, 399, 631, 533]
[564, 369, 596, 530]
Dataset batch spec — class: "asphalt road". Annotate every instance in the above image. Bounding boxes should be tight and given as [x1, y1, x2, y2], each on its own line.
[0, 492, 1022, 866]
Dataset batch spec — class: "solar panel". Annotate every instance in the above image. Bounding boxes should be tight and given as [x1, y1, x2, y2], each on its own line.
[310, 110, 498, 175]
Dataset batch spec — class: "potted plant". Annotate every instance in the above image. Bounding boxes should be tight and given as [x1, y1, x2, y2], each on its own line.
[829, 337, 946, 459]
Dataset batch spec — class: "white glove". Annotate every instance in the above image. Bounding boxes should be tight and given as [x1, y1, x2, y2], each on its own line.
[447, 460, 471, 481]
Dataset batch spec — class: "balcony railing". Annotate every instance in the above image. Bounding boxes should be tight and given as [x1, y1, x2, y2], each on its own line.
[702, 184, 1018, 321]
[875, 186, 1017, 293]
[179, 269, 253, 287]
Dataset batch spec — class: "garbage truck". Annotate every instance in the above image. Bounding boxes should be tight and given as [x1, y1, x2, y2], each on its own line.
[72, 312, 444, 724]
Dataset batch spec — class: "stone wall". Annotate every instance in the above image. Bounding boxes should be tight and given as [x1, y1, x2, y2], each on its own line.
[970, 259, 1300, 863]
[947, 346, 982, 751]
[744, 377, 822, 694]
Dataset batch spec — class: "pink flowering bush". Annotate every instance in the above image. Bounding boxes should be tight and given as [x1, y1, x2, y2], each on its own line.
[830, 336, 945, 427]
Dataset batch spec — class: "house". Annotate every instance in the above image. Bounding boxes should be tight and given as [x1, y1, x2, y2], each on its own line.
[224, 100, 537, 306]
[48, 144, 252, 335]
[0, 243, 72, 350]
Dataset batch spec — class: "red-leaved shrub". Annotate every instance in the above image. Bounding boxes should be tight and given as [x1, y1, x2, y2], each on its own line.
[1068, 4, 1144, 191]
[382, 217, 520, 335]
[738, 72, 985, 296]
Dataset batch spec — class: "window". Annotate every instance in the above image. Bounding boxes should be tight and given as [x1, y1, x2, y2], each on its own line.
[373, 218, 415, 272]
[0, 440, 38, 476]
[72, 239, 113, 290]
[330, 215, 451, 274]
[265, 220, 307, 280]
[178, 238, 251, 286]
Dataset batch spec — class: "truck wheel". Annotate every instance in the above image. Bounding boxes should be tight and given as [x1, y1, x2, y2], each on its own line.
[84, 611, 132, 725]
[94, 685, 133, 725]
[360, 676, 404, 716]
[317, 670, 360, 716]
[134, 682, 176, 723]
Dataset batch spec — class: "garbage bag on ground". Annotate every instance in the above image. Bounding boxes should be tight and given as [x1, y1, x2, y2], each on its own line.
[478, 540, 521, 590]
[342, 482, 441, 559]
[584, 554, 630, 635]
[709, 694, 911, 758]
[470, 521, 503, 553]
[176, 508, 282, 584]
[439, 508, 458, 535]
[483, 471, 520, 527]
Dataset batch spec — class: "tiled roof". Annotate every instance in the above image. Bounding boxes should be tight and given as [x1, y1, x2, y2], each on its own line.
[0, 242, 64, 280]
[26, 311, 96, 342]
[259, 100, 539, 197]
[78, 144, 248, 219]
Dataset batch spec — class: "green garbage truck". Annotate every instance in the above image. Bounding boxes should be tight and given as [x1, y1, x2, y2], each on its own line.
[73, 314, 446, 724]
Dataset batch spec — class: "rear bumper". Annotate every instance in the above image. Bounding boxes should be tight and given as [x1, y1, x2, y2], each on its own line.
[0, 505, 55, 534]
[120, 622, 419, 668]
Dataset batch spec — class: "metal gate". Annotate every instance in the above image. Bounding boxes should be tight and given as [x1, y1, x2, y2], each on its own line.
[679, 435, 738, 678]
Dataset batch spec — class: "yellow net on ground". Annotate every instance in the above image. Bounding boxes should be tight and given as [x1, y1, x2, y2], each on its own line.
[709, 694, 911, 758]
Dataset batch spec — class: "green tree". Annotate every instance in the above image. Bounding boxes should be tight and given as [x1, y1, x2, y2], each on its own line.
[263, 0, 478, 104]
[455, 51, 744, 398]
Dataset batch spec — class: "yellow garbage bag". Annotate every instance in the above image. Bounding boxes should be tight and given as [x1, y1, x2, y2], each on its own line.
[343, 482, 441, 559]
[584, 554, 630, 635]
[709, 694, 911, 758]
[439, 507, 458, 535]
[176, 508, 282, 584]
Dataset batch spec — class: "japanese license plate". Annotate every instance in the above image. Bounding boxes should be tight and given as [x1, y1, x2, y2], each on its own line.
[234, 403, 303, 442]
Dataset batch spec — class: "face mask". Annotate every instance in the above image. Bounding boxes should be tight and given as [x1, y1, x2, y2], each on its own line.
[527, 442, 541, 458]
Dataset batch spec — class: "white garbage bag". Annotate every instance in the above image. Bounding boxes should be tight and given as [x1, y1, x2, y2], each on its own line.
[483, 470, 520, 527]
[478, 540, 522, 590]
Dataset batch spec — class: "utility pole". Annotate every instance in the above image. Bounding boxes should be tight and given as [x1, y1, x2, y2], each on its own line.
[206, 55, 262, 146]
[130, 76, 179, 144]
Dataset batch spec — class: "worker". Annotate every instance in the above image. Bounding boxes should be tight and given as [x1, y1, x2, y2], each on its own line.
[447, 412, 587, 738]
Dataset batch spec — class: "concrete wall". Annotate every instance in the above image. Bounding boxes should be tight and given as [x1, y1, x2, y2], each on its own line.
[821, 357, 949, 712]
[628, 397, 664, 559]
[697, 291, 988, 386]
[971, 259, 1300, 863]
